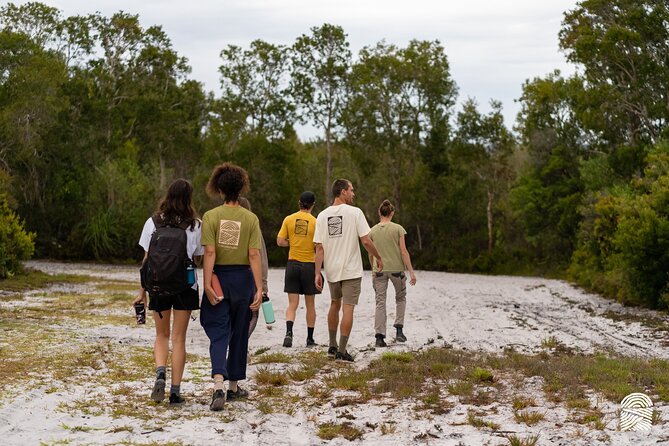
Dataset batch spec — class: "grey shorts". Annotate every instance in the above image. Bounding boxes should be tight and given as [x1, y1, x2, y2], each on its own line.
[327, 278, 362, 306]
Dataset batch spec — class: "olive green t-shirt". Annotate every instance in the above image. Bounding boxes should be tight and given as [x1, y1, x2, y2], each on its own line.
[368, 221, 407, 273]
[201, 205, 262, 265]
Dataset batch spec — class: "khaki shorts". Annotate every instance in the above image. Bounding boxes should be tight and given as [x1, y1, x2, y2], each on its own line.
[327, 278, 362, 306]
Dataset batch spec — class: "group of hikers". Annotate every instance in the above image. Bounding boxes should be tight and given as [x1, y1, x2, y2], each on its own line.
[133, 162, 417, 411]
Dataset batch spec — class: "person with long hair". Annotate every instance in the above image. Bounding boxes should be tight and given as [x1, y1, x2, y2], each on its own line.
[133, 178, 203, 405]
[200, 163, 263, 411]
[368, 199, 417, 347]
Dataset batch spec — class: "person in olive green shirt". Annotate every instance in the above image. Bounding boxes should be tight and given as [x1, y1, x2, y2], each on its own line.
[368, 199, 417, 347]
[200, 163, 263, 411]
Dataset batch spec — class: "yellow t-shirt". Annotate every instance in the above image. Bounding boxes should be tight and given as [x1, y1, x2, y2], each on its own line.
[201, 205, 262, 265]
[277, 210, 317, 263]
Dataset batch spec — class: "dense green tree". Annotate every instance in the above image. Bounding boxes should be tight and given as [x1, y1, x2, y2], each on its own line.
[291, 24, 351, 201]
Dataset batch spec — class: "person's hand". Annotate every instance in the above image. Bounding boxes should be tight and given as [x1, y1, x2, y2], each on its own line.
[133, 289, 147, 306]
[375, 257, 384, 272]
[205, 287, 222, 306]
[250, 289, 262, 311]
[409, 272, 417, 286]
[315, 273, 323, 292]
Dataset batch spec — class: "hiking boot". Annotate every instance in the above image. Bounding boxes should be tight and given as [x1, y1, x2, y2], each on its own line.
[150, 378, 166, 402]
[283, 332, 293, 348]
[306, 338, 317, 347]
[327, 346, 337, 359]
[226, 387, 249, 401]
[335, 351, 354, 363]
[210, 389, 226, 411]
[395, 326, 407, 343]
[375, 334, 387, 348]
[169, 393, 185, 405]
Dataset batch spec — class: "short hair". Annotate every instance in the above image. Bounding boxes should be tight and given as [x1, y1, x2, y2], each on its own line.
[331, 179, 351, 199]
[378, 199, 395, 217]
[206, 163, 249, 203]
[299, 191, 315, 209]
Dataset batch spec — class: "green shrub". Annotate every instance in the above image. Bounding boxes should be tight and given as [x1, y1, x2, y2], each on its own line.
[0, 197, 35, 278]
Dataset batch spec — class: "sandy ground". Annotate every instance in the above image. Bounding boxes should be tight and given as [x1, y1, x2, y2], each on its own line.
[2, 260, 669, 445]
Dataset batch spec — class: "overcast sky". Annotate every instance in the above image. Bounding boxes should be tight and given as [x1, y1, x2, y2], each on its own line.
[15, 0, 580, 138]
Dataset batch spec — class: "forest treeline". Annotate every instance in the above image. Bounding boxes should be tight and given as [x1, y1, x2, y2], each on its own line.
[2, 1, 669, 308]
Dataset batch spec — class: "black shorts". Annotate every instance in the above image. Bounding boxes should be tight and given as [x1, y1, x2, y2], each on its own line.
[149, 286, 200, 312]
[284, 260, 321, 295]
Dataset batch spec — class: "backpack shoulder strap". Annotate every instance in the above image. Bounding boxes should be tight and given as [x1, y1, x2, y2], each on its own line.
[151, 215, 166, 229]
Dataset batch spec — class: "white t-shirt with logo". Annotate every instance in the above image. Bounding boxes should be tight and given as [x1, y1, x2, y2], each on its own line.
[313, 204, 371, 282]
[138, 218, 204, 290]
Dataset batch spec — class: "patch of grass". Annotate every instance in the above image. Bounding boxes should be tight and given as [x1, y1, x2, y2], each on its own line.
[253, 352, 292, 364]
[541, 336, 559, 349]
[380, 422, 396, 435]
[566, 398, 591, 409]
[469, 367, 494, 383]
[317, 422, 364, 441]
[467, 410, 500, 430]
[254, 366, 289, 386]
[305, 383, 332, 400]
[256, 400, 275, 414]
[514, 410, 545, 426]
[288, 366, 316, 382]
[95, 282, 139, 293]
[380, 351, 413, 363]
[512, 396, 536, 410]
[506, 434, 539, 446]
[448, 380, 473, 397]
[0, 268, 92, 292]
[254, 347, 270, 355]
[297, 350, 329, 370]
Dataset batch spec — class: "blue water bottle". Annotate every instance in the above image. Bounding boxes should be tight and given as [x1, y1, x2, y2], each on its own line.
[186, 265, 195, 285]
[261, 293, 275, 324]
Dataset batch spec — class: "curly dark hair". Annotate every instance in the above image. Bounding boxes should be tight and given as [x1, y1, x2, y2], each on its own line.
[206, 162, 249, 203]
[378, 199, 395, 217]
[154, 178, 198, 230]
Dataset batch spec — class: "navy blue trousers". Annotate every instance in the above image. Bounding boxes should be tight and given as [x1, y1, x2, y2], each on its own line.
[200, 265, 254, 380]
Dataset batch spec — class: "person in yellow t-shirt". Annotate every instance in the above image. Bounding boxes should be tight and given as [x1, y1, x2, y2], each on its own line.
[277, 191, 320, 348]
[368, 199, 417, 348]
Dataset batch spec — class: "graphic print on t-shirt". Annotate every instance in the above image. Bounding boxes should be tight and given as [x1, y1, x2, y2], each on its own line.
[328, 216, 343, 238]
[218, 220, 241, 247]
[295, 219, 309, 236]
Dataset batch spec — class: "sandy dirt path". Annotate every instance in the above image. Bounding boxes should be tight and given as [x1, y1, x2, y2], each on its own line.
[2, 260, 667, 445]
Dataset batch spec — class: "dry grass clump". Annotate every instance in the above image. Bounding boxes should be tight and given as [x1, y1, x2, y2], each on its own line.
[317, 421, 364, 441]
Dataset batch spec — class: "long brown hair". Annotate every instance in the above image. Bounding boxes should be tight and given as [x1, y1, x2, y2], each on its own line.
[154, 178, 198, 230]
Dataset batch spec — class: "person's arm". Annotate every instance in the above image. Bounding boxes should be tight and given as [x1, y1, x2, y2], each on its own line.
[203, 245, 220, 305]
[133, 251, 149, 305]
[260, 234, 269, 294]
[249, 248, 263, 310]
[277, 237, 289, 247]
[399, 235, 416, 285]
[314, 243, 324, 291]
[360, 235, 383, 272]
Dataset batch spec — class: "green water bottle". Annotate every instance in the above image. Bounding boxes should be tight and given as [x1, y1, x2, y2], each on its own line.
[261, 293, 275, 324]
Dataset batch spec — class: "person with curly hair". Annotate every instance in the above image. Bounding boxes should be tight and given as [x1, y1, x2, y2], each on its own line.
[134, 178, 203, 405]
[200, 163, 263, 411]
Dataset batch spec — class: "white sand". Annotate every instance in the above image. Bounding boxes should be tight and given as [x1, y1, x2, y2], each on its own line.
[2, 260, 668, 445]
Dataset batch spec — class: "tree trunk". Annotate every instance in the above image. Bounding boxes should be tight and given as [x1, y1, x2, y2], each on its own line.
[487, 189, 494, 253]
[325, 130, 332, 204]
[159, 153, 166, 191]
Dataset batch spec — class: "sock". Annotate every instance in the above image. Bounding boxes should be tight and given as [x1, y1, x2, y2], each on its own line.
[329, 329, 338, 347]
[338, 335, 349, 354]
[229, 381, 238, 392]
[170, 384, 180, 396]
[307, 327, 315, 340]
[156, 366, 166, 381]
[286, 320, 294, 335]
[214, 377, 225, 391]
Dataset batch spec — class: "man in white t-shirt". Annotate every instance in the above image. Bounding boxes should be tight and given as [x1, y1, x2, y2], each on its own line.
[314, 179, 383, 362]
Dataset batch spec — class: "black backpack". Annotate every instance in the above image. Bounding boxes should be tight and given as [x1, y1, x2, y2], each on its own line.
[141, 215, 192, 298]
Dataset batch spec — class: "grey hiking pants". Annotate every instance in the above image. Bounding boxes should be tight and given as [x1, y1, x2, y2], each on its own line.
[373, 271, 407, 336]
